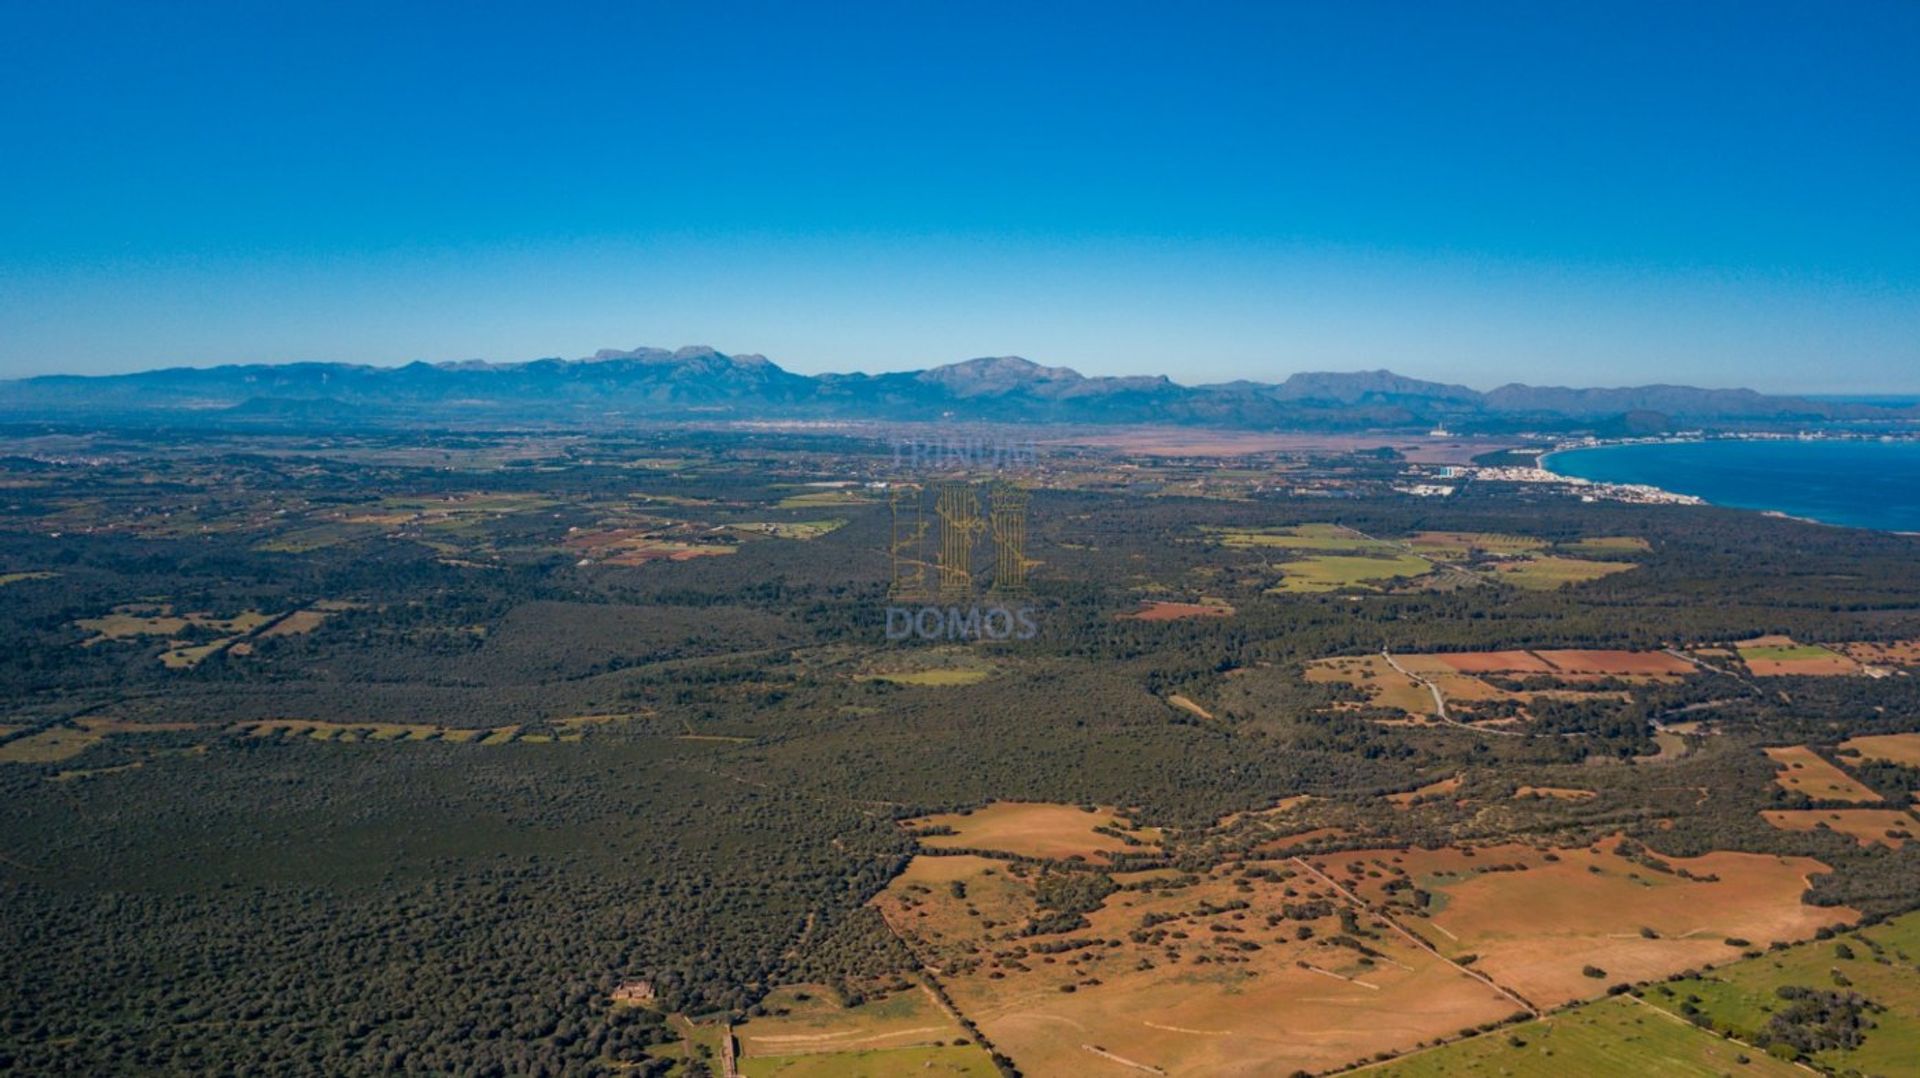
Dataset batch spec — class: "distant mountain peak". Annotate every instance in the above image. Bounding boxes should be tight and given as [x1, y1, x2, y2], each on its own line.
[917, 356, 1086, 397]
[1271, 369, 1482, 403]
[585, 345, 772, 368]
[0, 349, 1906, 431]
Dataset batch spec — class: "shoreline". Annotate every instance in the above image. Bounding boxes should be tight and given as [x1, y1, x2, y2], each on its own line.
[1541, 437, 1920, 534]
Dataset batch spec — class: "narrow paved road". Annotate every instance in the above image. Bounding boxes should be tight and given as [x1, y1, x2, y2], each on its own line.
[1380, 648, 1525, 737]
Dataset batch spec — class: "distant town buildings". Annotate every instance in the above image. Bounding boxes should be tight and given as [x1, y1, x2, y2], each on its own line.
[1471, 465, 1703, 506]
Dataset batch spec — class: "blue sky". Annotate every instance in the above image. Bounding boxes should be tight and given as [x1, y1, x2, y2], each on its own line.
[1, 1, 1916, 390]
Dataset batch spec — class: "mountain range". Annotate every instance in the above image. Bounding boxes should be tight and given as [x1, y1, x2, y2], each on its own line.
[0, 346, 1910, 433]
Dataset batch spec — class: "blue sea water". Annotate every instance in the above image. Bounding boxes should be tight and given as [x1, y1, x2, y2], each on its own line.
[1545, 439, 1920, 533]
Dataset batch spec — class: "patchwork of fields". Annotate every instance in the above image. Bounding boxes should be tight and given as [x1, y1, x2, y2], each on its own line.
[1205, 524, 1645, 596]
[733, 795, 1877, 1077]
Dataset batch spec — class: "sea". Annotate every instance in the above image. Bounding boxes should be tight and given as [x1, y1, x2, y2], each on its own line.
[1545, 439, 1920, 533]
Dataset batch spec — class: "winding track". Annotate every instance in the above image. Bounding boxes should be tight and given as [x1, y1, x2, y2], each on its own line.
[1379, 648, 1526, 737]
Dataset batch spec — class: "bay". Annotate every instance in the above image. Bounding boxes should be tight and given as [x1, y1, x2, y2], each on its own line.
[1545, 439, 1920, 533]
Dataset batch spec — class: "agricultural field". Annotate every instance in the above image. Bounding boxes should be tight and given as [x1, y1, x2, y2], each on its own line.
[727, 519, 848, 540]
[1764, 746, 1883, 803]
[1402, 531, 1640, 591]
[1490, 555, 1638, 590]
[242, 720, 539, 743]
[1269, 552, 1433, 593]
[1736, 637, 1864, 677]
[1207, 522, 1400, 552]
[875, 827, 1852, 1076]
[74, 603, 288, 667]
[776, 487, 877, 510]
[1116, 599, 1234, 621]
[741, 1045, 997, 1077]
[1319, 840, 1850, 1009]
[1305, 655, 1438, 718]
[857, 649, 996, 688]
[1531, 650, 1694, 676]
[0, 726, 103, 763]
[1389, 775, 1463, 807]
[1406, 530, 1547, 557]
[904, 802, 1161, 863]
[1759, 808, 1919, 848]
[1305, 648, 1685, 726]
[1372, 994, 1801, 1076]
[1561, 535, 1653, 554]
[734, 982, 993, 1077]
[1837, 732, 1920, 768]
[258, 609, 332, 637]
[1837, 639, 1920, 668]
[878, 852, 1521, 1077]
[75, 604, 274, 644]
[1209, 525, 1639, 594]
[1640, 909, 1920, 1075]
[0, 570, 56, 586]
[859, 669, 991, 687]
[1514, 786, 1597, 801]
[563, 525, 737, 565]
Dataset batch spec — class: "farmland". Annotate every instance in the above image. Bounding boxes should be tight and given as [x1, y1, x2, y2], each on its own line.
[904, 802, 1161, 863]
[1304, 647, 1690, 726]
[1837, 639, 1920, 668]
[1117, 599, 1234, 621]
[1315, 840, 1851, 1009]
[868, 825, 1851, 1076]
[1373, 994, 1802, 1076]
[1765, 746, 1884, 803]
[734, 982, 994, 1077]
[1490, 555, 1638, 590]
[878, 850, 1522, 1077]
[1269, 552, 1434, 593]
[1209, 524, 1642, 595]
[1760, 809, 1919, 848]
[1737, 637, 1864, 677]
[1640, 909, 1920, 1075]
[1839, 732, 1920, 767]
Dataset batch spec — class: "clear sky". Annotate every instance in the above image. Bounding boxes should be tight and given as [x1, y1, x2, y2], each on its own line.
[1, 0, 1916, 391]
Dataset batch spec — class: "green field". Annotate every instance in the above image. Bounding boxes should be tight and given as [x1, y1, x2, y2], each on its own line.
[1640, 911, 1920, 1075]
[1407, 530, 1548, 557]
[1562, 536, 1652, 554]
[1492, 555, 1638, 590]
[1268, 553, 1433, 592]
[1210, 523, 1401, 553]
[1373, 995, 1800, 1076]
[1738, 644, 1840, 662]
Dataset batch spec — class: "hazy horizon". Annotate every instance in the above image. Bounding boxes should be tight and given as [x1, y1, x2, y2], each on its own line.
[11, 343, 1918, 398]
[3, 1, 1917, 392]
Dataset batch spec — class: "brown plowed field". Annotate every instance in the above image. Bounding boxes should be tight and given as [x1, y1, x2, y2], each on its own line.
[1532, 650, 1695, 675]
[1434, 651, 1555, 674]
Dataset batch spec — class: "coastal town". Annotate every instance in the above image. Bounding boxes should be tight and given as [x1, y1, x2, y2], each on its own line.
[1468, 463, 1705, 506]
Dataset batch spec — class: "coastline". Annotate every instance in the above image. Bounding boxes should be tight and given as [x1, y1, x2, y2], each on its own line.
[1536, 439, 1705, 507]
[1541, 436, 1920, 533]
